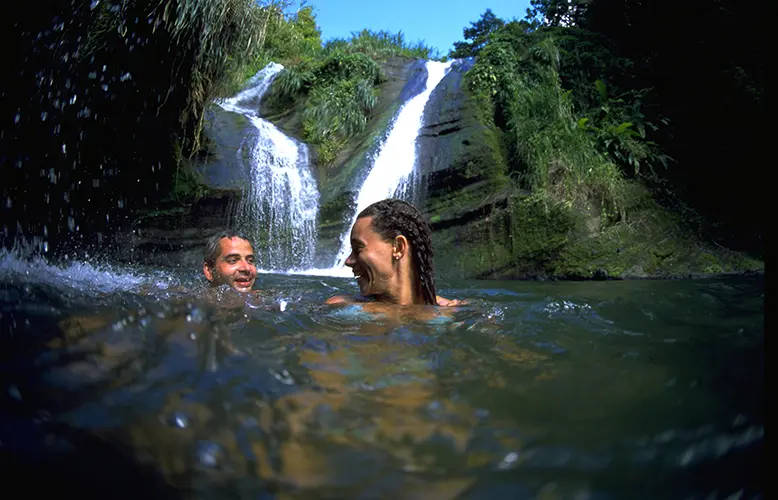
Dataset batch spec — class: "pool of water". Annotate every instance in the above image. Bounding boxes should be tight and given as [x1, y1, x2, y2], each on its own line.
[0, 251, 764, 499]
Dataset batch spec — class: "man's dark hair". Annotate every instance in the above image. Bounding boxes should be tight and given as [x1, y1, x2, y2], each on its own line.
[357, 199, 438, 305]
[203, 229, 253, 267]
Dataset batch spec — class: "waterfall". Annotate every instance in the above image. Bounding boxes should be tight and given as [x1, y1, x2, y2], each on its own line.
[329, 60, 455, 270]
[216, 63, 319, 272]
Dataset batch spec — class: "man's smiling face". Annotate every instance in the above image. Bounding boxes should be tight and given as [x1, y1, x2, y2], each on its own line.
[203, 237, 257, 292]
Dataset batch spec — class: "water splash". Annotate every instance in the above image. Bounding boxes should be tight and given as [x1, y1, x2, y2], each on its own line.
[329, 60, 455, 270]
[216, 63, 319, 272]
[0, 246, 186, 295]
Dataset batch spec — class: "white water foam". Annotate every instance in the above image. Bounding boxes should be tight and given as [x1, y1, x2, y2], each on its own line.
[0, 248, 179, 295]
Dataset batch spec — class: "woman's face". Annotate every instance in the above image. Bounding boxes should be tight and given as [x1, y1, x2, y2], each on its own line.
[345, 216, 397, 299]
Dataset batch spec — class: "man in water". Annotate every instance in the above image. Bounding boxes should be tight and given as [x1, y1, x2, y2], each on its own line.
[202, 229, 257, 292]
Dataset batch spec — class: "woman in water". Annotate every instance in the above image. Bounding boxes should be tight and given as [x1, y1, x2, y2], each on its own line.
[326, 198, 462, 307]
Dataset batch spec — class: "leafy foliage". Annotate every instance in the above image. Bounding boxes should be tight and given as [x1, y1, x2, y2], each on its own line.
[450, 9, 505, 58]
[302, 77, 378, 164]
[455, 0, 765, 256]
[266, 50, 382, 164]
[466, 21, 630, 220]
[1, 0, 284, 251]
[262, 26, 435, 165]
[575, 0, 766, 254]
[324, 29, 438, 61]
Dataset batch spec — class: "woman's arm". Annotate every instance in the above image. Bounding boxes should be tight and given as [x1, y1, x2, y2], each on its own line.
[324, 295, 352, 305]
[436, 295, 467, 307]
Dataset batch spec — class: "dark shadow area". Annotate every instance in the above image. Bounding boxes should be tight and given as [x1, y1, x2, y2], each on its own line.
[1, 421, 184, 500]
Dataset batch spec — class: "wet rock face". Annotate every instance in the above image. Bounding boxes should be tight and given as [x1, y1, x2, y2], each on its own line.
[190, 108, 255, 191]
[417, 59, 476, 177]
[111, 193, 239, 268]
[416, 58, 506, 202]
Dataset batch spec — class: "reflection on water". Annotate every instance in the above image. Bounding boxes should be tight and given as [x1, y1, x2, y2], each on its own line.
[0, 250, 764, 498]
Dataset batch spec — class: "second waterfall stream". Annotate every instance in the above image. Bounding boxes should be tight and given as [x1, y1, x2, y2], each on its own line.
[326, 59, 456, 273]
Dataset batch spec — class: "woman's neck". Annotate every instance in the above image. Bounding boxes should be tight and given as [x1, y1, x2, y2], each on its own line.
[379, 269, 424, 306]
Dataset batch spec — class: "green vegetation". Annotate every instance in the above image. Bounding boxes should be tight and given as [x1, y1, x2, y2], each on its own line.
[86, 0, 284, 152]
[252, 22, 437, 166]
[266, 50, 383, 165]
[461, 15, 666, 223]
[4, 0, 291, 251]
[522, 0, 766, 256]
[430, 1, 764, 277]
[325, 29, 439, 61]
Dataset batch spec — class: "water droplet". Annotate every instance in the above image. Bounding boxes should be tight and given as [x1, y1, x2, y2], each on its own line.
[5, 197, 11, 208]
[61, 143, 67, 155]
[41, 111, 48, 121]
[186, 307, 205, 323]
[90, 0, 100, 9]
[120, 72, 132, 81]
[196, 441, 222, 468]
[14, 113, 20, 124]
[8, 385, 22, 401]
[69, 95, 77, 105]
[498, 451, 520, 469]
[270, 368, 295, 385]
[167, 411, 189, 429]
[67, 216, 75, 231]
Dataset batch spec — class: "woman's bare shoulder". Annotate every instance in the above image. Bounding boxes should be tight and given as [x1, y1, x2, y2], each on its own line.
[324, 295, 353, 305]
[436, 295, 467, 307]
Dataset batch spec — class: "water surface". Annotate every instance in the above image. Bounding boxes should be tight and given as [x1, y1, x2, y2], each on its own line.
[0, 252, 764, 499]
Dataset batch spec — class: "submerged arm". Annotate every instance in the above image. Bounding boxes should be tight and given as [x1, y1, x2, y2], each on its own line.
[436, 295, 467, 307]
[324, 295, 352, 305]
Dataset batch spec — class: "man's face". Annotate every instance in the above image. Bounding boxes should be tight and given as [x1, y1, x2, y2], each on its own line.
[203, 237, 257, 292]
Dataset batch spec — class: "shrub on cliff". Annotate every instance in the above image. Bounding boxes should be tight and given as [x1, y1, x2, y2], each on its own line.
[265, 29, 436, 165]
[466, 22, 633, 221]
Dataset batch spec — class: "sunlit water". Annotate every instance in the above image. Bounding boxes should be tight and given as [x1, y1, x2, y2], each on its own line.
[0, 250, 764, 499]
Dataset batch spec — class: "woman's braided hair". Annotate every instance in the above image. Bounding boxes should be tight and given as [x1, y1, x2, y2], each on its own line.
[358, 198, 438, 305]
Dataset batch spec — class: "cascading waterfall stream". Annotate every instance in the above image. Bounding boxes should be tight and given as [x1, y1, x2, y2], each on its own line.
[329, 60, 455, 272]
[216, 63, 319, 272]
